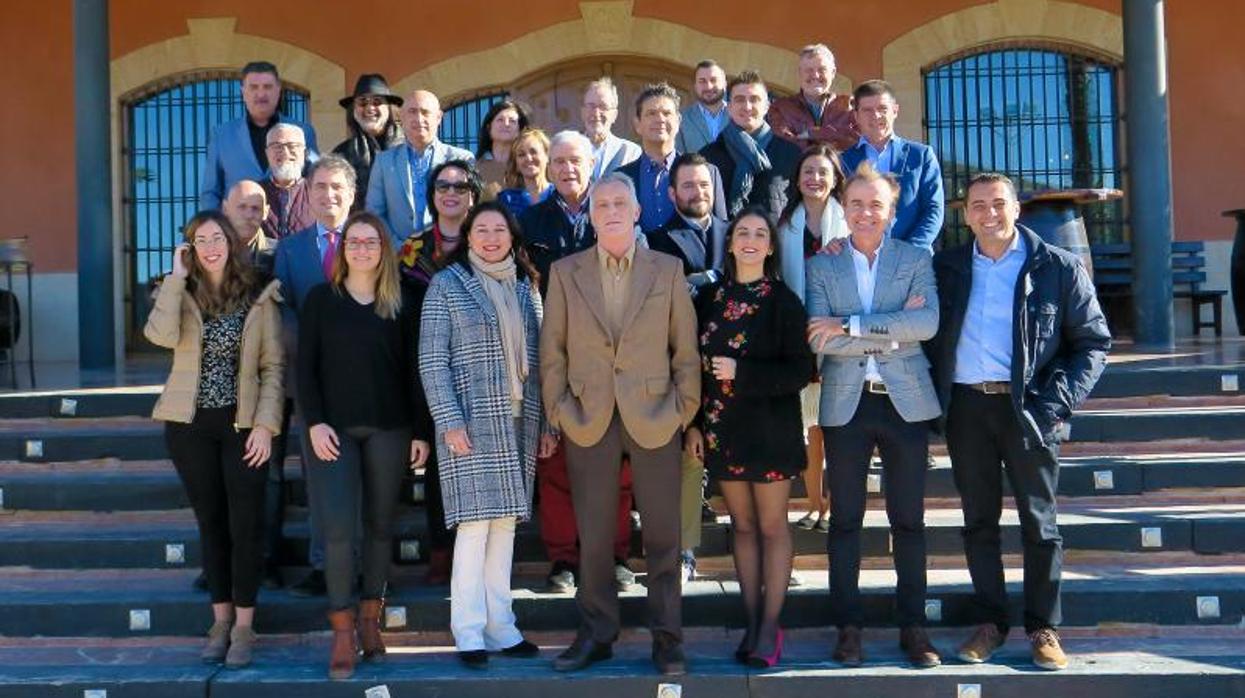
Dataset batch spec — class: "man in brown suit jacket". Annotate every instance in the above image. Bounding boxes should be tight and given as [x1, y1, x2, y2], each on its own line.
[767, 43, 858, 151]
[541, 172, 701, 676]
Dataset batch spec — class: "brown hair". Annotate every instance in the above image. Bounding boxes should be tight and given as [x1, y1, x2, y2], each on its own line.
[330, 211, 403, 320]
[727, 70, 767, 100]
[724, 205, 782, 282]
[503, 127, 551, 190]
[180, 211, 259, 317]
[778, 144, 847, 228]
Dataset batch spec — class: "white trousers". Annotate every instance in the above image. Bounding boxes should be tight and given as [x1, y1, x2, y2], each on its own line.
[450, 516, 524, 651]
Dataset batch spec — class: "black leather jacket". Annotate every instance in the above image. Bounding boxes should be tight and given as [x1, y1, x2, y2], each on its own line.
[925, 225, 1111, 448]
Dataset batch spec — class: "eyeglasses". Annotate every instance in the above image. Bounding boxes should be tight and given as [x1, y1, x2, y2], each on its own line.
[434, 181, 473, 194]
[354, 97, 387, 109]
[266, 141, 305, 153]
[344, 239, 382, 251]
[192, 235, 228, 249]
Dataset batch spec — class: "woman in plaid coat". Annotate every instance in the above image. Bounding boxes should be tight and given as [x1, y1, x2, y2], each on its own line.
[419, 201, 557, 668]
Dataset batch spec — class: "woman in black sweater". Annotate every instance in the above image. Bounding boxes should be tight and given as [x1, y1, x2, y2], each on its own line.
[298, 211, 433, 680]
[686, 206, 813, 668]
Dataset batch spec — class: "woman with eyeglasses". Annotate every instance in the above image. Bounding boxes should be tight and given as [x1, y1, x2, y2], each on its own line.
[298, 211, 434, 679]
[397, 159, 483, 287]
[145, 211, 283, 669]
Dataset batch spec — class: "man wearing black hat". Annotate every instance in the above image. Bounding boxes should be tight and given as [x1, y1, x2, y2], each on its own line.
[332, 74, 406, 211]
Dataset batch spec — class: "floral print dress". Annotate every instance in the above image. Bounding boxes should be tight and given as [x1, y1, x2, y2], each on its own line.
[699, 278, 804, 483]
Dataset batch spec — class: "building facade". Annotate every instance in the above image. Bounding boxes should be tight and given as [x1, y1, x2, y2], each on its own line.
[3, 0, 1243, 367]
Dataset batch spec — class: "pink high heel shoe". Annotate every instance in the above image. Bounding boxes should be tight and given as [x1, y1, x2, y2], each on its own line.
[747, 628, 784, 669]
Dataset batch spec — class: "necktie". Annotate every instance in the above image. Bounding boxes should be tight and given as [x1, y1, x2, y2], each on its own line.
[321, 229, 338, 280]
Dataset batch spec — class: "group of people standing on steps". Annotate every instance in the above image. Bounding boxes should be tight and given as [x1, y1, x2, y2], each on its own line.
[149, 44, 1110, 679]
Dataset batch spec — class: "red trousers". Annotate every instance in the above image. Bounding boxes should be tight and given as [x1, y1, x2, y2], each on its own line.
[537, 443, 633, 565]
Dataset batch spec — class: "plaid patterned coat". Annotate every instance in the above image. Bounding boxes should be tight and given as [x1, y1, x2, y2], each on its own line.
[419, 262, 544, 527]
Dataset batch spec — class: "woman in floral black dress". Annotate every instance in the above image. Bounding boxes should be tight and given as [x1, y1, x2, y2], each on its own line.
[686, 206, 814, 668]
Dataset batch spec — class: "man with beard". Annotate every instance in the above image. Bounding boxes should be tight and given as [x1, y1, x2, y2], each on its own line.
[643, 151, 729, 584]
[676, 60, 729, 155]
[200, 61, 319, 210]
[332, 74, 405, 211]
[768, 44, 857, 151]
[582, 78, 641, 181]
[260, 124, 316, 240]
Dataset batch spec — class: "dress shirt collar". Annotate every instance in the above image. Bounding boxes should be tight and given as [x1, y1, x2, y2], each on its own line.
[679, 213, 711, 234]
[848, 235, 885, 269]
[971, 229, 1025, 263]
[597, 241, 637, 274]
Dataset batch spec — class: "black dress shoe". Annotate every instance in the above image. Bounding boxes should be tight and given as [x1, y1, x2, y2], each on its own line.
[288, 569, 326, 597]
[458, 650, 489, 669]
[192, 571, 209, 592]
[652, 635, 687, 676]
[552, 637, 612, 672]
[500, 639, 540, 658]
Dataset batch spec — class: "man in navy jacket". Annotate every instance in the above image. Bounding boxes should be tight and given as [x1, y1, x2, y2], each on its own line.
[925, 173, 1109, 672]
[839, 80, 943, 251]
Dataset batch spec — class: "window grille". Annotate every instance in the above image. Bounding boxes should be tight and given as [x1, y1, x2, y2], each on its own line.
[923, 48, 1123, 246]
[438, 92, 508, 155]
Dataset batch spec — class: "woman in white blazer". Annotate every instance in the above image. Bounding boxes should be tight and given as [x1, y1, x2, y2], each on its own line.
[775, 144, 848, 532]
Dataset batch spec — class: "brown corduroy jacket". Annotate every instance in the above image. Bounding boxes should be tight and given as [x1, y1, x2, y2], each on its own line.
[144, 274, 285, 433]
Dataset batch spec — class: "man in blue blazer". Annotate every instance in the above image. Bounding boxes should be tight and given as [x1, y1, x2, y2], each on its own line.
[839, 80, 944, 252]
[199, 61, 319, 210]
[273, 154, 357, 597]
[806, 163, 942, 669]
[674, 60, 729, 156]
[366, 89, 474, 245]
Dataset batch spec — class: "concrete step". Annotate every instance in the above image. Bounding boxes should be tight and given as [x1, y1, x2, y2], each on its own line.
[0, 627, 1242, 698]
[0, 556, 1241, 638]
[3, 498, 1244, 569]
[6, 451, 1245, 512]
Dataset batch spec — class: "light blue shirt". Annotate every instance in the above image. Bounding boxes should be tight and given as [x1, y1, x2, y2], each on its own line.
[954, 232, 1027, 384]
[406, 142, 435, 230]
[858, 134, 897, 175]
[638, 150, 676, 230]
[697, 102, 730, 142]
[314, 220, 341, 259]
[846, 238, 886, 383]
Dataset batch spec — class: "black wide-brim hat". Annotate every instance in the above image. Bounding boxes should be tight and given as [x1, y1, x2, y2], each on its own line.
[339, 73, 404, 108]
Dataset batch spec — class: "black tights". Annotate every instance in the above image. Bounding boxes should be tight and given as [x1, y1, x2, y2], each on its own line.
[721, 479, 793, 656]
[305, 425, 411, 611]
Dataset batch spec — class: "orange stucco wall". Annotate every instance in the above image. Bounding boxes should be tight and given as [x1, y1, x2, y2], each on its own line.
[5, 0, 1242, 274]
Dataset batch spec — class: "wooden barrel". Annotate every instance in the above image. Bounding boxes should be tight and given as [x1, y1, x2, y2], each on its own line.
[1017, 200, 1095, 279]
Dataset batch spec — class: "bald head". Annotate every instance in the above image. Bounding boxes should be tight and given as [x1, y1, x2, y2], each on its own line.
[224, 180, 268, 242]
[401, 89, 444, 150]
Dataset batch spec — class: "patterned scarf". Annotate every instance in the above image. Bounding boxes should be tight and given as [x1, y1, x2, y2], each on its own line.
[722, 121, 774, 216]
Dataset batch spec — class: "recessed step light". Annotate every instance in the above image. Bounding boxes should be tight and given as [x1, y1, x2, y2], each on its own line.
[59, 398, 78, 416]
[129, 609, 151, 631]
[1196, 595, 1221, 619]
[384, 606, 407, 629]
[165, 544, 185, 565]
[1141, 527, 1163, 548]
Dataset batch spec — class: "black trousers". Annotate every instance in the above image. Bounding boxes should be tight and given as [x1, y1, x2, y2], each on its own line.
[823, 391, 929, 628]
[261, 398, 295, 565]
[947, 385, 1063, 633]
[422, 454, 455, 550]
[305, 425, 411, 611]
[165, 406, 269, 607]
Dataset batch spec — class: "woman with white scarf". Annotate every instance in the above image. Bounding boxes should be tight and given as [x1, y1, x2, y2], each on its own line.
[420, 201, 558, 669]
[776, 144, 849, 532]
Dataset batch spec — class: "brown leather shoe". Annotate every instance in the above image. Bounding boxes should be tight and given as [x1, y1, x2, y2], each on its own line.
[957, 623, 1006, 664]
[358, 599, 386, 662]
[327, 609, 358, 680]
[899, 626, 941, 668]
[832, 626, 863, 667]
[1029, 628, 1069, 671]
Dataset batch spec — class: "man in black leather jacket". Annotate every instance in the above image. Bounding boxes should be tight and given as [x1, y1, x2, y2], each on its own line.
[925, 172, 1110, 672]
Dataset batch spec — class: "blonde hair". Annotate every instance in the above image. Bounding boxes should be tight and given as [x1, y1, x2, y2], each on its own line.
[331, 211, 403, 320]
[504, 127, 550, 189]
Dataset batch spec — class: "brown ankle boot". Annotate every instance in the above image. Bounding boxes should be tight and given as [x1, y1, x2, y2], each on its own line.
[358, 599, 386, 662]
[327, 609, 358, 680]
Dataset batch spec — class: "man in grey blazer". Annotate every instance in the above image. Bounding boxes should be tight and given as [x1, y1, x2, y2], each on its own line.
[366, 89, 474, 245]
[199, 61, 320, 210]
[806, 162, 942, 669]
[675, 60, 729, 156]
[582, 77, 641, 181]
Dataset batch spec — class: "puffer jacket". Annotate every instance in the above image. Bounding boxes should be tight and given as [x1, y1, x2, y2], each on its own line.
[144, 274, 284, 433]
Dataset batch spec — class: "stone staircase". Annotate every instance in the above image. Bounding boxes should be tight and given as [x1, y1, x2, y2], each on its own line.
[0, 360, 1243, 696]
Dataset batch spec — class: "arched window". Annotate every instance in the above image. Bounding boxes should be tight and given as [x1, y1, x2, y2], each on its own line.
[122, 74, 308, 341]
[438, 92, 508, 155]
[924, 47, 1123, 245]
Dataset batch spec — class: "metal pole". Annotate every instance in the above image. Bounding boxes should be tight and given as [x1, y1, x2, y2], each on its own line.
[74, 0, 116, 370]
[1123, 0, 1175, 350]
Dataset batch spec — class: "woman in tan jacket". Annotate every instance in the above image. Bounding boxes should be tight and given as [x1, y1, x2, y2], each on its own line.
[145, 210, 283, 669]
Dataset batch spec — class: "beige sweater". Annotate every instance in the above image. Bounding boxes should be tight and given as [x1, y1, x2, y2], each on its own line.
[144, 274, 285, 433]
